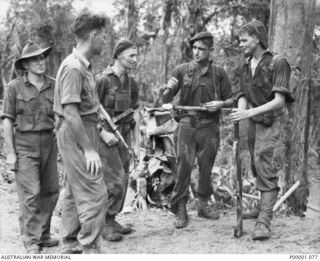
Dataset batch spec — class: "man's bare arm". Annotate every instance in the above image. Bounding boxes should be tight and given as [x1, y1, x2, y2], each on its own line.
[230, 93, 285, 122]
[3, 118, 17, 171]
[203, 98, 234, 112]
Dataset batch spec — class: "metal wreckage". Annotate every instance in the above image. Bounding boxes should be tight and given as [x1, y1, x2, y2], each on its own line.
[126, 104, 299, 237]
[128, 105, 252, 211]
[130, 107, 178, 210]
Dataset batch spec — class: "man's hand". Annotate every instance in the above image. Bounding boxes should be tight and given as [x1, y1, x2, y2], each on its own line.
[84, 150, 101, 176]
[100, 129, 118, 146]
[166, 77, 179, 90]
[161, 103, 173, 110]
[203, 101, 225, 112]
[7, 151, 17, 171]
[230, 108, 252, 122]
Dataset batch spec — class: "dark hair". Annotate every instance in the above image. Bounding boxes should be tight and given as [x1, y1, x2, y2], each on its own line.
[238, 19, 268, 49]
[73, 11, 107, 40]
[193, 38, 214, 49]
[238, 23, 259, 39]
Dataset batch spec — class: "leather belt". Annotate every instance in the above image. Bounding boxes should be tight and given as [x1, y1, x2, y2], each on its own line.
[15, 129, 53, 134]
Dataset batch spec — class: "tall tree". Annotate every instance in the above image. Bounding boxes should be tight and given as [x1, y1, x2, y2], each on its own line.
[268, 0, 316, 214]
[2, 0, 76, 78]
[127, 0, 138, 41]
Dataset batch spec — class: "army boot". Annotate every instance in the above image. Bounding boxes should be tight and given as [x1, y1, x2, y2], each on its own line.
[252, 190, 278, 241]
[114, 219, 133, 235]
[82, 242, 101, 254]
[25, 244, 40, 254]
[39, 236, 59, 248]
[61, 239, 83, 254]
[252, 222, 270, 240]
[174, 197, 188, 229]
[197, 196, 220, 220]
[102, 215, 123, 242]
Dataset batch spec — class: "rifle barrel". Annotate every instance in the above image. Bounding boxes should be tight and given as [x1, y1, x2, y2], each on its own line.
[233, 98, 243, 238]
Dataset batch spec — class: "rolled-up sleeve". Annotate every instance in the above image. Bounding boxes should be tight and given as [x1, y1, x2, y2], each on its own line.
[234, 67, 245, 100]
[60, 68, 82, 105]
[1, 85, 16, 120]
[272, 58, 294, 103]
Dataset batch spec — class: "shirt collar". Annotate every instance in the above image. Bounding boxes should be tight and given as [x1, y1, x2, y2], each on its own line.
[104, 65, 128, 79]
[190, 60, 214, 75]
[23, 73, 51, 91]
[72, 47, 91, 70]
[244, 49, 273, 65]
[105, 65, 114, 75]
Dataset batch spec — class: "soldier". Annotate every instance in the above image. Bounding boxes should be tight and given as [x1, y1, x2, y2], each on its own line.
[1, 41, 59, 254]
[96, 39, 139, 241]
[54, 12, 108, 254]
[162, 32, 233, 228]
[230, 20, 294, 240]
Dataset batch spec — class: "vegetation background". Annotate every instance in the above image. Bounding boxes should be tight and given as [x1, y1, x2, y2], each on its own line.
[0, 0, 319, 222]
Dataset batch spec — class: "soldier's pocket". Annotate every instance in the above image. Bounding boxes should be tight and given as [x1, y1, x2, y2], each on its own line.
[16, 93, 38, 130]
[272, 145, 285, 173]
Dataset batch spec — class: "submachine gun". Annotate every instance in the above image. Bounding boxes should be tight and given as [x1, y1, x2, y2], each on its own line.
[99, 104, 131, 151]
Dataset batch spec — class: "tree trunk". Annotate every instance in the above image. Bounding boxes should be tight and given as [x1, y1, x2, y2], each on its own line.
[181, 0, 205, 62]
[268, 0, 315, 215]
[127, 0, 138, 41]
[161, 0, 175, 83]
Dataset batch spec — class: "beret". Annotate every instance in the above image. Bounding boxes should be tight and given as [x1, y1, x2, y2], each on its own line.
[112, 39, 135, 59]
[190, 31, 214, 45]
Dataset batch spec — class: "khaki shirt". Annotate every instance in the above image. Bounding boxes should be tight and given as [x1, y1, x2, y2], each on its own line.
[1, 74, 55, 132]
[54, 48, 99, 121]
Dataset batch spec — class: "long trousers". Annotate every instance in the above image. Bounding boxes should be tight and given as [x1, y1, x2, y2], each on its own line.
[171, 121, 220, 206]
[58, 121, 107, 248]
[15, 131, 59, 247]
[248, 115, 286, 192]
[99, 123, 131, 216]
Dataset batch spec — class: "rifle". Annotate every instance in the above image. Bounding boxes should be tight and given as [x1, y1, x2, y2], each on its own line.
[112, 108, 134, 125]
[233, 99, 243, 238]
[147, 105, 232, 113]
[99, 104, 130, 150]
[147, 105, 208, 112]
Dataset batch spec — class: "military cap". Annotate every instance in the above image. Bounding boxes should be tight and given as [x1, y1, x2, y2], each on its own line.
[112, 39, 136, 59]
[15, 40, 52, 70]
[190, 31, 214, 45]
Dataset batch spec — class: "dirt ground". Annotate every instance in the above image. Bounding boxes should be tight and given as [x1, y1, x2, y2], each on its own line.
[0, 115, 319, 255]
[0, 168, 319, 254]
